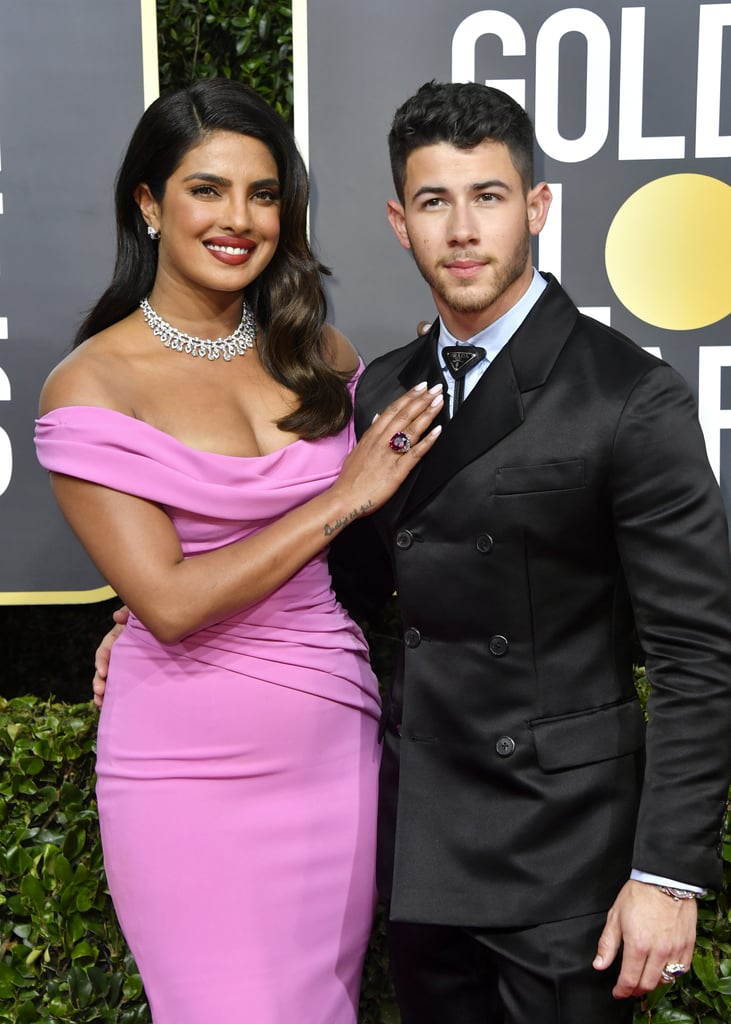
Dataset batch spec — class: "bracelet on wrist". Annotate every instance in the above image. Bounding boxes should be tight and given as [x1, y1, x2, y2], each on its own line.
[654, 884, 702, 901]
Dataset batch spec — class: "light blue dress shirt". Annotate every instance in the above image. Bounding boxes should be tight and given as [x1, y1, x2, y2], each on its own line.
[437, 270, 546, 417]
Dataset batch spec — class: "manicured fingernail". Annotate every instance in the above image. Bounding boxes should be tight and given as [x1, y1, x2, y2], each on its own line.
[372, 412, 380, 423]
[430, 394, 444, 407]
[413, 381, 428, 392]
[428, 382, 443, 393]
[431, 425, 442, 436]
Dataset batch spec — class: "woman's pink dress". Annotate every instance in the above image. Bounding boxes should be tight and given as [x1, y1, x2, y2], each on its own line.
[34, 387, 381, 1024]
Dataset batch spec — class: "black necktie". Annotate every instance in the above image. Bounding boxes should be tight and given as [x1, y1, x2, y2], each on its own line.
[442, 346, 486, 412]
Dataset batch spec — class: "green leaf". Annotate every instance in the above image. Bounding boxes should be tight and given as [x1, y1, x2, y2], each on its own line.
[87, 964, 111, 996]
[24, 947, 43, 967]
[69, 963, 94, 1006]
[70, 939, 97, 963]
[15, 1002, 40, 1023]
[54, 852, 74, 884]
[642, 983, 671, 1010]
[59, 782, 85, 808]
[63, 824, 87, 860]
[18, 755, 44, 776]
[122, 973, 145, 1000]
[648, 1010, 695, 1023]
[66, 911, 87, 943]
[19, 873, 46, 908]
[693, 946, 720, 991]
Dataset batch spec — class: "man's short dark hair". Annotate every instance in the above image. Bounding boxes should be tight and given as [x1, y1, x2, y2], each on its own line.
[388, 81, 536, 202]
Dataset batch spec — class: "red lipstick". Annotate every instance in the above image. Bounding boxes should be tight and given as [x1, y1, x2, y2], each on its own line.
[203, 236, 256, 265]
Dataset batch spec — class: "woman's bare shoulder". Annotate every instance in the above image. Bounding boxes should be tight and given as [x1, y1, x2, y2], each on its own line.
[39, 320, 137, 417]
[322, 323, 361, 375]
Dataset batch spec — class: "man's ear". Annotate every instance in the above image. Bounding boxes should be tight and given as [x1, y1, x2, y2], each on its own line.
[134, 183, 160, 235]
[386, 198, 412, 251]
[527, 182, 552, 237]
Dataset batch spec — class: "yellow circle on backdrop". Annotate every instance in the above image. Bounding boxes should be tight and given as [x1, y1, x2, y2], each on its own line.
[605, 174, 731, 331]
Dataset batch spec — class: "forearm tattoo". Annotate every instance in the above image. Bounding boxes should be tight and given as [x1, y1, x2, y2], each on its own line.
[323, 499, 375, 537]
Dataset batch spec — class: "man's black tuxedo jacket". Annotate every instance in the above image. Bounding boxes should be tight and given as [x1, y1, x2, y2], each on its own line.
[341, 274, 731, 929]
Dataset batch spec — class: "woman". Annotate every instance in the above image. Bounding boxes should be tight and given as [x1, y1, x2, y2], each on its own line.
[34, 79, 442, 1023]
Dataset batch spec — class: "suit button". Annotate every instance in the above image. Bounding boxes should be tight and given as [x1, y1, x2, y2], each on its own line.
[489, 635, 509, 656]
[396, 529, 414, 549]
[496, 736, 516, 757]
[404, 627, 422, 648]
[475, 533, 494, 554]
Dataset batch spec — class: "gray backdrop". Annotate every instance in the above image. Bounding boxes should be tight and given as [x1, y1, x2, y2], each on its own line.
[1, 1, 153, 600]
[299, 0, 731, 504]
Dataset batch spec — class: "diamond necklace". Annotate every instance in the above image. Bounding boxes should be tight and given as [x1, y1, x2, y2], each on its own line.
[140, 296, 256, 361]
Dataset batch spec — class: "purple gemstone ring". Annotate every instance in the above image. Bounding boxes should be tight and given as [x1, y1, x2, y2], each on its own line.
[389, 431, 411, 453]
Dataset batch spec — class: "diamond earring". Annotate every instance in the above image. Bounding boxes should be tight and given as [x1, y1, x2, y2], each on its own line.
[147, 224, 161, 240]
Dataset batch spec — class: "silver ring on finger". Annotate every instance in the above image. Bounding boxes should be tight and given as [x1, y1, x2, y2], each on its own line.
[661, 962, 686, 983]
[389, 431, 411, 453]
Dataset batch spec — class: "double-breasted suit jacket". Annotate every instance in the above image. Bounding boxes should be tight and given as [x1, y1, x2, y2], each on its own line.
[348, 274, 731, 930]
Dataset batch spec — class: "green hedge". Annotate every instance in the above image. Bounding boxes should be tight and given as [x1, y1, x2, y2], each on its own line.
[1, 692, 729, 1023]
[0, 697, 146, 1023]
[156, 0, 293, 119]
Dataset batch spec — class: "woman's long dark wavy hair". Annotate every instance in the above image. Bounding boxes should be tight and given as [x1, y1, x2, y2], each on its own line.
[74, 79, 351, 439]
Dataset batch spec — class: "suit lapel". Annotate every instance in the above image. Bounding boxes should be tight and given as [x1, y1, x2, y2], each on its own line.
[376, 324, 449, 521]
[396, 322, 445, 394]
[399, 275, 579, 519]
[402, 343, 523, 515]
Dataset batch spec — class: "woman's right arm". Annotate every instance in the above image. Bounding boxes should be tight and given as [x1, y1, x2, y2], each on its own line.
[48, 382, 443, 644]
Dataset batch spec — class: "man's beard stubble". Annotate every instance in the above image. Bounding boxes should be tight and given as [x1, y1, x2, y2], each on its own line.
[410, 227, 531, 317]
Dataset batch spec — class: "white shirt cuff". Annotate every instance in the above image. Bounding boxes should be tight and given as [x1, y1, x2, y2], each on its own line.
[630, 868, 706, 894]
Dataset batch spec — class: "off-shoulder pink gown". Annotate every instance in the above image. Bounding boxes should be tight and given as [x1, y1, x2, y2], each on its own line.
[35, 383, 380, 1024]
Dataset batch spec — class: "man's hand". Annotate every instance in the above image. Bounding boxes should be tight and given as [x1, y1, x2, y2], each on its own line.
[92, 605, 130, 708]
[593, 879, 697, 997]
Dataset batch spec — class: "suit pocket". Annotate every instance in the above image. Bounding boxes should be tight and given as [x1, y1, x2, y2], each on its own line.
[530, 697, 645, 772]
[495, 459, 585, 495]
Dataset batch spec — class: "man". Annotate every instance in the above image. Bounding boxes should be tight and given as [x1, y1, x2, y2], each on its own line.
[94, 80, 731, 1024]
[344, 81, 731, 1023]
